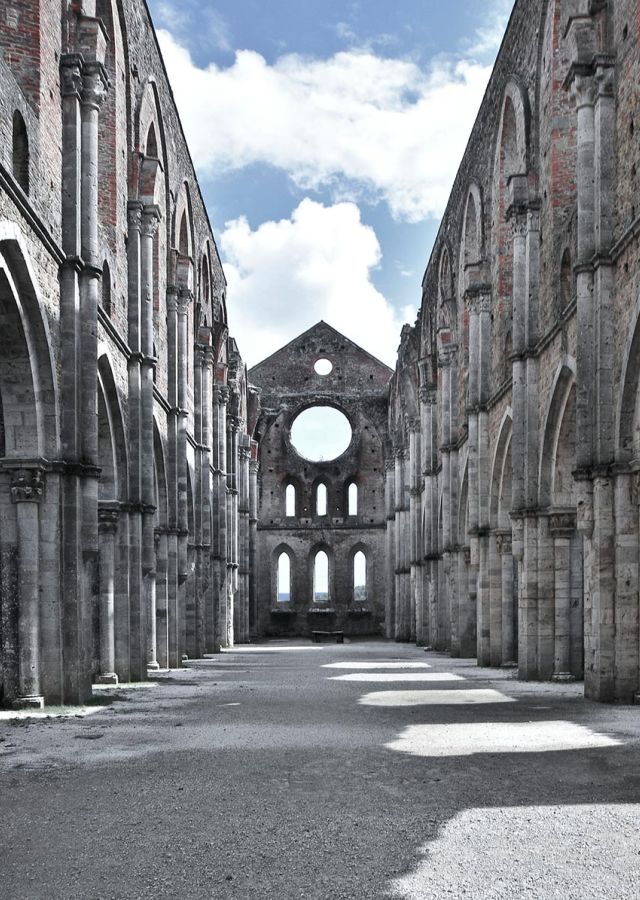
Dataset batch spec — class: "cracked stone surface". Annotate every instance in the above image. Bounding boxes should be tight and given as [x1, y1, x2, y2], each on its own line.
[1, 641, 639, 899]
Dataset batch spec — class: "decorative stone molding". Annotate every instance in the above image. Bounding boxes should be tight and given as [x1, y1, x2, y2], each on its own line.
[217, 386, 230, 406]
[10, 468, 44, 504]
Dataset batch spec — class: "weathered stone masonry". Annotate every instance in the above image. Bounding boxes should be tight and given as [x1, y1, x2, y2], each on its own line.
[2, 0, 640, 707]
[0, 0, 257, 707]
[388, 0, 640, 703]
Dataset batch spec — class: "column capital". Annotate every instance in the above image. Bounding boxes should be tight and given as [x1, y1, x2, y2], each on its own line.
[570, 72, 596, 108]
[468, 291, 492, 314]
[80, 63, 109, 110]
[141, 204, 162, 237]
[495, 529, 512, 555]
[98, 505, 120, 533]
[10, 468, 45, 504]
[217, 386, 230, 405]
[548, 510, 577, 538]
[60, 54, 84, 98]
[177, 288, 193, 313]
[438, 343, 458, 367]
[127, 201, 144, 232]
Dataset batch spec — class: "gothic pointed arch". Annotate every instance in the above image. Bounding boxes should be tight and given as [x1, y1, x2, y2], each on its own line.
[539, 360, 577, 508]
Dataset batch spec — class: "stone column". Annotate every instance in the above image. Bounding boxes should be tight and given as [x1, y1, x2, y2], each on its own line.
[227, 413, 240, 647]
[394, 448, 410, 641]
[550, 512, 577, 682]
[238, 437, 251, 643]
[177, 288, 191, 660]
[201, 348, 215, 653]
[166, 288, 180, 668]
[141, 206, 160, 673]
[97, 506, 119, 684]
[214, 384, 230, 649]
[408, 419, 421, 644]
[384, 458, 396, 640]
[11, 469, 44, 709]
[155, 529, 169, 668]
[496, 530, 515, 666]
[249, 450, 259, 640]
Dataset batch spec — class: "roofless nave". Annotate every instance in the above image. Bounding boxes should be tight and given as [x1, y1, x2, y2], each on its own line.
[1, 0, 640, 708]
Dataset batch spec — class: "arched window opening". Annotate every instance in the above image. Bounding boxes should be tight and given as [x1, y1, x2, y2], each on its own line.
[101, 261, 112, 317]
[178, 212, 189, 257]
[202, 254, 210, 305]
[348, 482, 358, 516]
[12, 110, 29, 194]
[285, 483, 296, 517]
[145, 122, 158, 158]
[560, 249, 572, 310]
[277, 552, 291, 603]
[353, 551, 367, 602]
[316, 483, 327, 516]
[313, 551, 329, 603]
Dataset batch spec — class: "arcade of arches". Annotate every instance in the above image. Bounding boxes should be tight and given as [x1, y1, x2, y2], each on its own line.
[1, 0, 640, 708]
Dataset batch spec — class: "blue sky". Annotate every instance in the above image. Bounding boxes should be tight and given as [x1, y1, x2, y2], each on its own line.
[147, 0, 513, 367]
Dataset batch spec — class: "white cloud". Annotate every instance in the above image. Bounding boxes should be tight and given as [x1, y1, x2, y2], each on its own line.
[465, 0, 513, 57]
[220, 199, 410, 367]
[157, 31, 495, 223]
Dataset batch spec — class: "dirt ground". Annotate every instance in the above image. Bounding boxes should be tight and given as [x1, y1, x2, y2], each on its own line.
[1, 640, 639, 899]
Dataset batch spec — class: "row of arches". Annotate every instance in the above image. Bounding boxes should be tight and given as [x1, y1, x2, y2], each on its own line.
[275, 548, 368, 605]
[284, 481, 359, 518]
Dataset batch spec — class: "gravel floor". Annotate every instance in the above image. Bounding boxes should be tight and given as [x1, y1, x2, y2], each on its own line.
[1, 640, 639, 899]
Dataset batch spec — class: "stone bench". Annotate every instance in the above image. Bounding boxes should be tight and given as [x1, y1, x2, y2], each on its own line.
[312, 630, 344, 644]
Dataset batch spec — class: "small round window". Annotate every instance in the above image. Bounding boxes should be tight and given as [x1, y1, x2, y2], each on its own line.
[314, 358, 333, 376]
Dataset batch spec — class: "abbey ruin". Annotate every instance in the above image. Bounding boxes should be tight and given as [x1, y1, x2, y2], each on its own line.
[1, 0, 639, 709]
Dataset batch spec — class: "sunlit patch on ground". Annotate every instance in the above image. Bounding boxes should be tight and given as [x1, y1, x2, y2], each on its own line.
[222, 646, 326, 653]
[388, 804, 640, 900]
[330, 672, 463, 683]
[322, 662, 432, 669]
[0, 705, 107, 721]
[359, 689, 514, 707]
[385, 720, 622, 757]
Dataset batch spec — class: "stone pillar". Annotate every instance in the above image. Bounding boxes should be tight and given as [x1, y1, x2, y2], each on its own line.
[249, 451, 259, 640]
[141, 206, 160, 673]
[201, 348, 215, 653]
[384, 458, 396, 640]
[155, 529, 169, 668]
[550, 512, 577, 682]
[488, 531, 502, 667]
[238, 437, 251, 643]
[97, 506, 119, 684]
[394, 448, 410, 641]
[496, 531, 515, 666]
[214, 383, 230, 649]
[408, 419, 421, 644]
[177, 288, 191, 660]
[166, 288, 180, 668]
[227, 414, 240, 647]
[11, 469, 44, 709]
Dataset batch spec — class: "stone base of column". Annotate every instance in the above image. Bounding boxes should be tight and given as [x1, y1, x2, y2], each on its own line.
[552, 672, 576, 683]
[95, 673, 119, 685]
[147, 662, 160, 671]
[501, 661, 517, 669]
[633, 692, 640, 705]
[12, 695, 45, 710]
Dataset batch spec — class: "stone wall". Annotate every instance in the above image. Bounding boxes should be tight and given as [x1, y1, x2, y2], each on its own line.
[250, 322, 391, 637]
[388, 0, 640, 703]
[0, 0, 254, 708]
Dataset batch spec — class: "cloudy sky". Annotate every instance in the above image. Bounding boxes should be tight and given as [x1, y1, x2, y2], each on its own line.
[147, 0, 514, 368]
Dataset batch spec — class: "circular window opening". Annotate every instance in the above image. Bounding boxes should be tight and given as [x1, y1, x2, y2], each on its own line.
[314, 358, 333, 376]
[290, 406, 352, 462]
